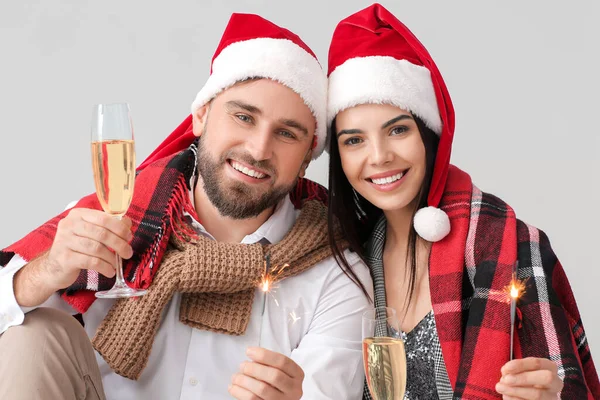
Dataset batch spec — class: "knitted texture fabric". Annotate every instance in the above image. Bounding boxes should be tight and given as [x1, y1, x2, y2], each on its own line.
[92, 200, 345, 380]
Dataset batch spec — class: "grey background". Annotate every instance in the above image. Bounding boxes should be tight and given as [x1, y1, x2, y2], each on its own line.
[1, 1, 598, 358]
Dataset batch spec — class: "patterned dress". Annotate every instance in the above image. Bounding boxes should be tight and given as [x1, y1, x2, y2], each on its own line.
[403, 310, 439, 399]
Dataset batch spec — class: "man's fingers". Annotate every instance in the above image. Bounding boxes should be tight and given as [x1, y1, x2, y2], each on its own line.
[501, 357, 557, 375]
[501, 370, 562, 391]
[122, 216, 133, 230]
[75, 209, 133, 241]
[68, 250, 115, 278]
[246, 347, 303, 379]
[68, 235, 115, 265]
[71, 221, 133, 259]
[240, 361, 293, 393]
[231, 373, 280, 399]
[228, 383, 262, 400]
[85, 255, 117, 278]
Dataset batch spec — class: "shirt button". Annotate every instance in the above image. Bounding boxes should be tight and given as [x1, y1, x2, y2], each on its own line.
[189, 378, 198, 386]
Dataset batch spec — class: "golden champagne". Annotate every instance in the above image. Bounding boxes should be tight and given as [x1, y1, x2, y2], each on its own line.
[363, 337, 407, 400]
[91, 139, 135, 216]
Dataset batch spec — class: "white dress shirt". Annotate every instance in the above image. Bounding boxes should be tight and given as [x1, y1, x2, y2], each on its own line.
[0, 195, 373, 400]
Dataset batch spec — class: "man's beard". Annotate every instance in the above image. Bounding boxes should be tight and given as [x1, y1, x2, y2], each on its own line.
[196, 135, 297, 220]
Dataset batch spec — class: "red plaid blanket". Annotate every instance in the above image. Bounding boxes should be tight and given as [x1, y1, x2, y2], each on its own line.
[432, 165, 599, 398]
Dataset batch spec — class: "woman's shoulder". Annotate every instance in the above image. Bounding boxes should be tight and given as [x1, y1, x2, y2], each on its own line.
[513, 218, 556, 254]
[469, 185, 555, 245]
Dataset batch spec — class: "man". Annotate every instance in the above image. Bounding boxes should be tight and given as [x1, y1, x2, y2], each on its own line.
[0, 13, 372, 400]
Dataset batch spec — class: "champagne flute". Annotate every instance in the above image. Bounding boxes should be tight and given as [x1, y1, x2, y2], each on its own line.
[362, 307, 407, 400]
[91, 103, 146, 298]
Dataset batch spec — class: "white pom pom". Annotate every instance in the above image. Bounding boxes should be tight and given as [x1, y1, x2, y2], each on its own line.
[413, 206, 450, 242]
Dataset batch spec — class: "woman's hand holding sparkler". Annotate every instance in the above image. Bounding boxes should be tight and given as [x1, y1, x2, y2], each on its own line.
[496, 357, 564, 399]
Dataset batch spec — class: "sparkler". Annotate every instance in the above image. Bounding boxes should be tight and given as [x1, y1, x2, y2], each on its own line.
[260, 254, 272, 317]
[506, 261, 526, 360]
[257, 254, 289, 347]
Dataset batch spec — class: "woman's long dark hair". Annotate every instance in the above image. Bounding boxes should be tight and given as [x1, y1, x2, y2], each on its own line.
[328, 115, 439, 305]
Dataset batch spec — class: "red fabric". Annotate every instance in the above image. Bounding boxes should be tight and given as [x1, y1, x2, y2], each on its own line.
[429, 168, 474, 388]
[327, 3, 455, 211]
[430, 166, 599, 398]
[138, 115, 195, 171]
[211, 13, 319, 74]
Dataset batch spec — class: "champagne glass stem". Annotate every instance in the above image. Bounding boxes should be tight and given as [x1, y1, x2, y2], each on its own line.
[113, 215, 128, 288]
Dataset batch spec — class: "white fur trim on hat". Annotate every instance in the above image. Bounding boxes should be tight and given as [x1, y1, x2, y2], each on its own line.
[413, 206, 450, 242]
[191, 38, 328, 159]
[327, 56, 441, 135]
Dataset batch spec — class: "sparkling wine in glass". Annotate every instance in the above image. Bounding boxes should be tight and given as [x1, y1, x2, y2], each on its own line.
[91, 103, 146, 298]
[362, 307, 407, 400]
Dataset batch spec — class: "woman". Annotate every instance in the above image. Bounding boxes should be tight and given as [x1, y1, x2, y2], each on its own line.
[326, 4, 599, 399]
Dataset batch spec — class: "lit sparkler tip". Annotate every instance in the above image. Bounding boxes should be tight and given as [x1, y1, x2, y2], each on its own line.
[261, 278, 271, 293]
[510, 285, 519, 299]
[258, 260, 289, 294]
[508, 277, 526, 299]
[505, 270, 527, 303]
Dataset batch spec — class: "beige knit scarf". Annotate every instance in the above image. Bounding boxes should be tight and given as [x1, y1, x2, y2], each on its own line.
[91, 200, 347, 380]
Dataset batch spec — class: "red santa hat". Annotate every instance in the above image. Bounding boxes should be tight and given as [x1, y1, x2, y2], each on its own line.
[191, 13, 327, 158]
[327, 3, 456, 242]
[139, 13, 327, 171]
